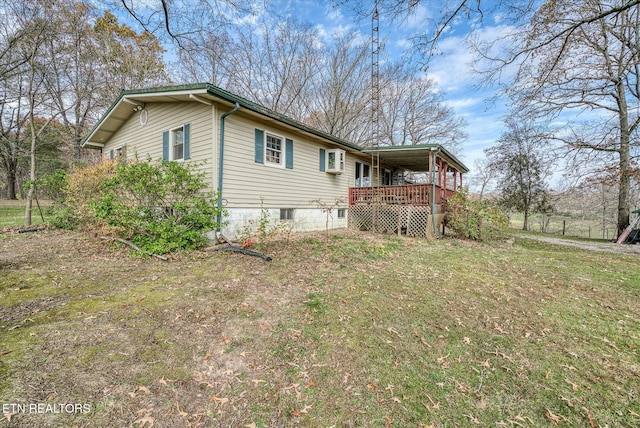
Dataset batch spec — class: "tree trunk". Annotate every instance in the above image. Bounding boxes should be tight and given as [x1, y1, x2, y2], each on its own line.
[616, 80, 631, 236]
[24, 131, 36, 227]
[523, 210, 529, 231]
[6, 168, 17, 200]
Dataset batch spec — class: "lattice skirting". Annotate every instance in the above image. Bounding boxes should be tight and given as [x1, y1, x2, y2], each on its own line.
[348, 204, 435, 238]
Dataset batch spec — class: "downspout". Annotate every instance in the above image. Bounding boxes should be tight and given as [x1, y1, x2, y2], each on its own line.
[431, 147, 441, 237]
[217, 102, 240, 233]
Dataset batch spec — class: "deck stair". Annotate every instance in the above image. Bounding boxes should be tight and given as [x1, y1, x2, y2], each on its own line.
[616, 210, 640, 244]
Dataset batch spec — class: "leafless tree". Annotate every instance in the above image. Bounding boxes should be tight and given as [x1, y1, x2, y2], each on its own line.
[379, 63, 467, 152]
[304, 32, 372, 143]
[0, 0, 50, 199]
[106, 0, 254, 49]
[173, 30, 234, 87]
[226, 16, 321, 120]
[469, 158, 497, 199]
[40, 0, 100, 160]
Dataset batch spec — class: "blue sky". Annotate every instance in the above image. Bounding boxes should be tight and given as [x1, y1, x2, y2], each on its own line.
[265, 0, 510, 175]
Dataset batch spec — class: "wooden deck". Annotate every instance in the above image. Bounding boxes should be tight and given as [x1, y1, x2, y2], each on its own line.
[348, 184, 455, 207]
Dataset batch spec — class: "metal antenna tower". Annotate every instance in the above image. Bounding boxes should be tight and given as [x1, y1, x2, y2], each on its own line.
[370, 2, 382, 231]
[371, 2, 380, 188]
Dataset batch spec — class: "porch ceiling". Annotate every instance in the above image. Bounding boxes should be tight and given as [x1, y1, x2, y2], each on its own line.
[362, 145, 469, 173]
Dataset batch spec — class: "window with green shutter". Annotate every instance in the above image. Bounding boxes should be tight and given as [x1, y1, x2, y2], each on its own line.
[256, 128, 293, 169]
[319, 148, 326, 172]
[163, 124, 190, 161]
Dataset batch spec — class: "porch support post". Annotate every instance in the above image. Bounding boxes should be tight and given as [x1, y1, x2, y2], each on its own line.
[453, 169, 458, 191]
[442, 162, 448, 198]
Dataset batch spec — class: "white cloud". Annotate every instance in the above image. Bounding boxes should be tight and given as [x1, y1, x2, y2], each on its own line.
[405, 3, 433, 30]
[445, 97, 483, 110]
[325, 5, 344, 22]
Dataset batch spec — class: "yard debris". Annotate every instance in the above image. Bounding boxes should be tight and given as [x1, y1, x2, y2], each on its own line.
[100, 236, 168, 261]
[545, 409, 562, 424]
[217, 245, 272, 261]
[18, 226, 46, 233]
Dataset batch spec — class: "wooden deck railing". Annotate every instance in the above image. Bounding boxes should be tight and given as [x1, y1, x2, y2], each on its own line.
[348, 184, 432, 206]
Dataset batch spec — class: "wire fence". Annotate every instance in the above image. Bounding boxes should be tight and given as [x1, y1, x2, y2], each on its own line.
[509, 213, 620, 241]
[0, 200, 52, 227]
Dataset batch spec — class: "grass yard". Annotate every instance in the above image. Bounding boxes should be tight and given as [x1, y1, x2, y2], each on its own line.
[0, 229, 639, 427]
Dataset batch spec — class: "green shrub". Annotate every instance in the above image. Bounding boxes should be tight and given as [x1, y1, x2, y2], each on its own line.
[50, 159, 226, 254]
[447, 190, 508, 241]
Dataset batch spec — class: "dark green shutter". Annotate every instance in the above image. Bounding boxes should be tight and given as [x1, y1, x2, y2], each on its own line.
[255, 129, 264, 164]
[285, 138, 293, 169]
[162, 131, 169, 161]
[183, 123, 190, 159]
[319, 148, 326, 172]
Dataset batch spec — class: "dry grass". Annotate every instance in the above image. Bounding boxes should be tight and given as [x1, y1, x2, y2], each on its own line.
[0, 229, 639, 427]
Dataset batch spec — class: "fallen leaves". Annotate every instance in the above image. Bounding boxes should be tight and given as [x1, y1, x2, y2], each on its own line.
[582, 407, 596, 428]
[133, 409, 154, 427]
[292, 404, 312, 417]
[413, 331, 432, 348]
[565, 379, 579, 391]
[210, 395, 229, 407]
[545, 409, 562, 424]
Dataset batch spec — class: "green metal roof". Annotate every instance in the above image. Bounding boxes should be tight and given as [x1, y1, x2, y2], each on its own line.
[362, 144, 469, 173]
[82, 83, 469, 173]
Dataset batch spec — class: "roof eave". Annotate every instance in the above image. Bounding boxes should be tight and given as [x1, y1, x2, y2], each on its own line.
[362, 144, 469, 173]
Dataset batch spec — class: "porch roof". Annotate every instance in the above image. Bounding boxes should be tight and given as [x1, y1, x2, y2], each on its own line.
[362, 144, 469, 173]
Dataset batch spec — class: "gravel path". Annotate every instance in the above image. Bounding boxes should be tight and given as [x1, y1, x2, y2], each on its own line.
[515, 234, 640, 255]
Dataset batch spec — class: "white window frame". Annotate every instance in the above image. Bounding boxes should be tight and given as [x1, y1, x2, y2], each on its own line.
[326, 149, 345, 174]
[354, 161, 371, 187]
[170, 125, 185, 162]
[265, 132, 285, 168]
[337, 208, 346, 219]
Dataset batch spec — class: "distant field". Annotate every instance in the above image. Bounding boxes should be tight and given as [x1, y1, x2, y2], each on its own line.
[0, 199, 51, 227]
[509, 212, 620, 240]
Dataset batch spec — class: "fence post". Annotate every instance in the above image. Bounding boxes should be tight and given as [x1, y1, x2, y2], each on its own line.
[562, 220, 566, 236]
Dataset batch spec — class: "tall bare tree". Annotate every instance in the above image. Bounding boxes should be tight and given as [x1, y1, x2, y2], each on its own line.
[379, 63, 467, 152]
[41, 1, 100, 160]
[0, 0, 50, 199]
[226, 16, 321, 120]
[304, 32, 372, 143]
[469, 158, 498, 199]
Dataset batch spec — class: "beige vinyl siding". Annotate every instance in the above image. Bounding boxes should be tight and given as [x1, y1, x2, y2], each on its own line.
[222, 114, 357, 208]
[102, 102, 215, 192]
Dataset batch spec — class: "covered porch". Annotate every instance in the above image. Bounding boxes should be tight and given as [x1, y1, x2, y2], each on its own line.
[347, 144, 468, 237]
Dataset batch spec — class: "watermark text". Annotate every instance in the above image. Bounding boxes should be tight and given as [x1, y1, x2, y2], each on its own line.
[2, 403, 91, 415]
